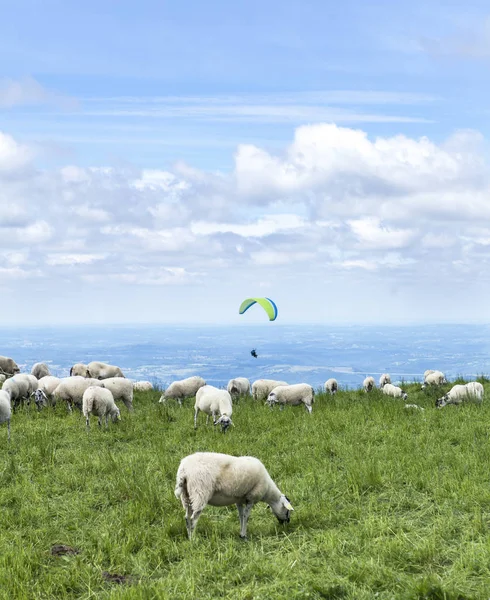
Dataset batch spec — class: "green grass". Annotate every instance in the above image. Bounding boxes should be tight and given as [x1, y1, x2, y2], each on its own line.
[1, 382, 490, 599]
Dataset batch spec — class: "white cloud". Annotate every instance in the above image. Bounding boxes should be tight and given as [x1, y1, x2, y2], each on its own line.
[46, 254, 107, 266]
[0, 77, 76, 109]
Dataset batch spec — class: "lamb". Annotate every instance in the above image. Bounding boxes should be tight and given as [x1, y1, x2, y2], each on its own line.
[194, 385, 233, 432]
[252, 379, 288, 402]
[37, 376, 61, 406]
[363, 376, 375, 392]
[82, 386, 121, 430]
[379, 374, 391, 389]
[267, 383, 315, 414]
[382, 383, 408, 401]
[0, 391, 11, 440]
[227, 378, 251, 401]
[53, 377, 105, 411]
[159, 376, 206, 406]
[87, 361, 125, 380]
[31, 362, 51, 379]
[0, 355, 20, 377]
[436, 382, 484, 408]
[422, 370, 446, 388]
[174, 451, 294, 540]
[133, 381, 154, 392]
[70, 363, 90, 377]
[324, 378, 338, 395]
[99, 377, 134, 411]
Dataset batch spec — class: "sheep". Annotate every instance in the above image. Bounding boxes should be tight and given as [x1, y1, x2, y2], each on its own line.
[133, 381, 154, 392]
[159, 376, 206, 406]
[194, 385, 233, 432]
[37, 376, 61, 406]
[4, 375, 34, 410]
[53, 377, 105, 411]
[0, 355, 20, 377]
[0, 391, 11, 440]
[70, 363, 90, 377]
[31, 362, 51, 379]
[32, 389, 49, 410]
[174, 451, 294, 540]
[87, 361, 125, 380]
[227, 378, 250, 401]
[82, 386, 121, 430]
[267, 383, 315, 414]
[252, 379, 288, 402]
[99, 377, 134, 411]
[363, 376, 375, 392]
[424, 369, 435, 380]
[436, 382, 484, 408]
[1, 379, 20, 410]
[382, 383, 408, 401]
[422, 370, 446, 389]
[379, 374, 391, 389]
[324, 378, 338, 395]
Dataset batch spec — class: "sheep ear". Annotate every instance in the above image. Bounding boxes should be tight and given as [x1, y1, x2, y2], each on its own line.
[282, 496, 294, 510]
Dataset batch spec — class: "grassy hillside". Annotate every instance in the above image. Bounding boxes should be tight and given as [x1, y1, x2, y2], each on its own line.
[1, 380, 490, 599]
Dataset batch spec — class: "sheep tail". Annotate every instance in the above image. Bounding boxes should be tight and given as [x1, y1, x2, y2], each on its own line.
[174, 471, 187, 500]
[83, 394, 94, 416]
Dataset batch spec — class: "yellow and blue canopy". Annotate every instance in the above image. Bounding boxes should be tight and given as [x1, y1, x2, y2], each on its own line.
[239, 297, 278, 321]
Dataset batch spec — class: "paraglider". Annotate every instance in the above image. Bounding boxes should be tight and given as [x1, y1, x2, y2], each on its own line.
[239, 297, 278, 321]
[250, 349, 258, 358]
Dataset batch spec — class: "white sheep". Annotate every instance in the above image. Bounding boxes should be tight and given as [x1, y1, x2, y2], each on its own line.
[0, 391, 11, 440]
[422, 370, 446, 389]
[436, 382, 484, 408]
[324, 378, 338, 395]
[159, 376, 206, 406]
[53, 377, 105, 411]
[37, 376, 61, 406]
[7, 375, 34, 410]
[194, 385, 233, 432]
[267, 383, 315, 414]
[31, 362, 51, 379]
[0, 355, 20, 377]
[99, 377, 134, 411]
[1, 379, 20, 410]
[382, 383, 408, 401]
[252, 379, 288, 401]
[174, 451, 294, 539]
[133, 381, 154, 392]
[87, 361, 125, 379]
[227, 378, 250, 401]
[379, 374, 391, 389]
[363, 376, 375, 392]
[82, 386, 121, 430]
[70, 363, 90, 377]
[424, 369, 435, 379]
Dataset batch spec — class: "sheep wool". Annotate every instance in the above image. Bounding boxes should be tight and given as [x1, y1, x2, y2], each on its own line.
[251, 379, 288, 402]
[227, 378, 251, 400]
[0, 390, 11, 440]
[159, 376, 206, 406]
[31, 362, 51, 379]
[175, 452, 293, 539]
[194, 385, 233, 432]
[87, 361, 125, 380]
[267, 383, 315, 414]
[133, 381, 154, 392]
[100, 377, 134, 411]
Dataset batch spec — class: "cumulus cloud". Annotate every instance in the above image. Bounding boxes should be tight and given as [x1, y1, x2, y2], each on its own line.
[0, 122, 489, 322]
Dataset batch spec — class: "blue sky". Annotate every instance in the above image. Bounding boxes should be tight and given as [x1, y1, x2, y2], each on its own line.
[1, 0, 490, 324]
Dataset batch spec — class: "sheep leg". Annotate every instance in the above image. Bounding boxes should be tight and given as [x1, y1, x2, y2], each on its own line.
[86, 417, 90, 431]
[237, 502, 254, 539]
[305, 404, 313, 414]
[105, 414, 109, 428]
[194, 409, 199, 429]
[188, 508, 203, 540]
[7, 419, 10, 442]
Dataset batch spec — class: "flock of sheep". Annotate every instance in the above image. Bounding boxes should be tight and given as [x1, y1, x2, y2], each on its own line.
[0, 355, 485, 539]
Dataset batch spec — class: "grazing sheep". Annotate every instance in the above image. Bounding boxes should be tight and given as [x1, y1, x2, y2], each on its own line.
[422, 370, 446, 389]
[424, 369, 435, 380]
[363, 376, 375, 392]
[379, 374, 391, 389]
[37, 376, 61, 406]
[174, 452, 294, 540]
[267, 383, 315, 414]
[6, 375, 33, 410]
[31, 362, 51, 379]
[227, 378, 251, 401]
[133, 380, 154, 392]
[87, 361, 125, 380]
[53, 377, 105, 411]
[159, 376, 206, 406]
[32, 389, 49, 410]
[0, 390, 11, 440]
[436, 382, 484, 408]
[324, 378, 338, 395]
[0, 355, 20, 377]
[70, 363, 90, 377]
[82, 386, 120, 429]
[382, 383, 408, 401]
[194, 385, 233, 432]
[99, 377, 134, 411]
[1, 379, 20, 410]
[252, 379, 288, 402]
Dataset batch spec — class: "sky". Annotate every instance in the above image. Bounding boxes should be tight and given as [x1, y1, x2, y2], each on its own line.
[1, 0, 490, 325]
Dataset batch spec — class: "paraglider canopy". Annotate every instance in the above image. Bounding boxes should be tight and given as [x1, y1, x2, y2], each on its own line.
[239, 297, 278, 321]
